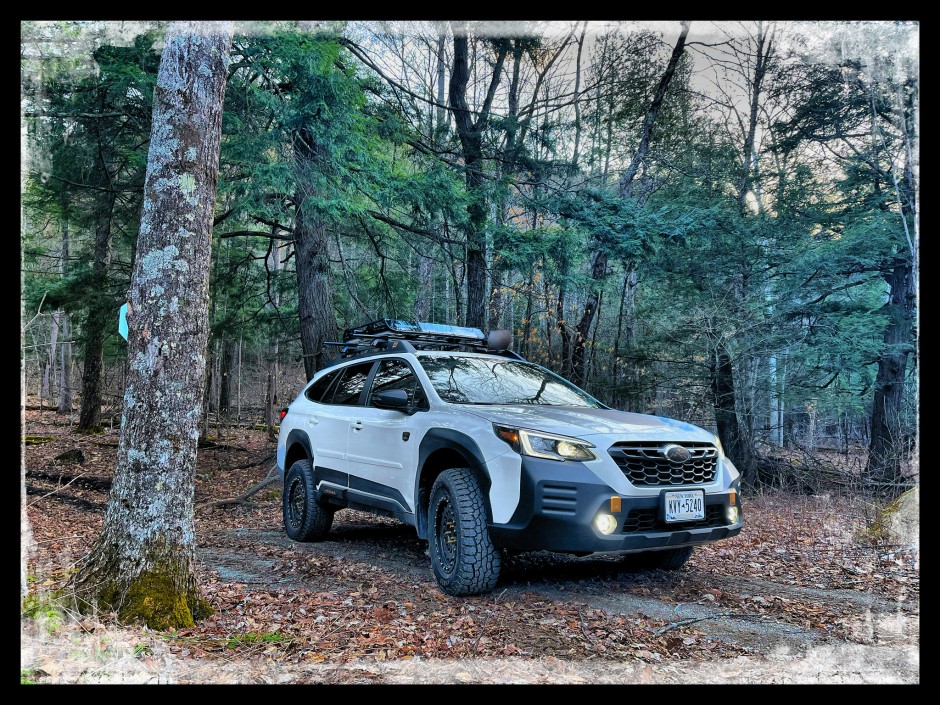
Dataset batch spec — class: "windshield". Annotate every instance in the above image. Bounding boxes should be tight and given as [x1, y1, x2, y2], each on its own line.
[418, 356, 604, 407]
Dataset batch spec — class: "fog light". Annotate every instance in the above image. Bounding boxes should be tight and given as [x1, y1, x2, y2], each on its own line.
[727, 506, 739, 524]
[594, 513, 617, 535]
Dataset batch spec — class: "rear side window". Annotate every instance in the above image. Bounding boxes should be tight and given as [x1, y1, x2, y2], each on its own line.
[305, 369, 342, 403]
[328, 362, 376, 406]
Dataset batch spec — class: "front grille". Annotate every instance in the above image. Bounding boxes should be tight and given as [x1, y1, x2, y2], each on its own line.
[608, 441, 718, 486]
[622, 504, 726, 533]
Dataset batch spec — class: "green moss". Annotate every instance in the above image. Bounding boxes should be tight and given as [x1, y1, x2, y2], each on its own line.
[21, 668, 42, 684]
[117, 566, 213, 630]
[22, 592, 66, 634]
[858, 489, 915, 545]
[226, 631, 291, 649]
[22, 435, 56, 445]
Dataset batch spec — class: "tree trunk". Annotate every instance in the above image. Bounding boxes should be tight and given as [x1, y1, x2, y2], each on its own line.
[45, 312, 60, 406]
[449, 25, 506, 330]
[58, 312, 72, 414]
[77, 150, 117, 431]
[58, 206, 73, 415]
[415, 252, 434, 321]
[488, 262, 503, 330]
[861, 57, 917, 489]
[434, 29, 448, 143]
[573, 22, 690, 386]
[711, 343, 752, 479]
[571, 250, 606, 387]
[736, 22, 772, 213]
[572, 22, 587, 168]
[56, 205, 72, 414]
[557, 283, 571, 378]
[236, 337, 242, 422]
[587, 289, 603, 392]
[866, 259, 916, 485]
[520, 266, 535, 359]
[69, 22, 232, 630]
[415, 29, 448, 325]
[293, 208, 336, 380]
[542, 273, 553, 364]
[218, 338, 236, 414]
[293, 127, 338, 381]
[266, 239, 281, 438]
[265, 367, 276, 441]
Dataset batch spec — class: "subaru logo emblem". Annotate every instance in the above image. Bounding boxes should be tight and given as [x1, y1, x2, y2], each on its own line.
[662, 444, 692, 463]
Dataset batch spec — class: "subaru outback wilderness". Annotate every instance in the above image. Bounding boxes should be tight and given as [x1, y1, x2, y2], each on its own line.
[277, 320, 742, 596]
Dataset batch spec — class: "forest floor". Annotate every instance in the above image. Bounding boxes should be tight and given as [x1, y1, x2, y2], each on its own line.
[21, 407, 919, 684]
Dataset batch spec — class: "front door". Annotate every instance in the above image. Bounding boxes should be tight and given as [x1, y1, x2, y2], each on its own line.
[345, 358, 428, 515]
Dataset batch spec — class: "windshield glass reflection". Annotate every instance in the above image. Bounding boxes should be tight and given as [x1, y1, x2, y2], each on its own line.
[419, 356, 603, 407]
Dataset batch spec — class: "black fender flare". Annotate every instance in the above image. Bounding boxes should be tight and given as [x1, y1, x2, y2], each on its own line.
[414, 429, 491, 539]
[284, 429, 313, 472]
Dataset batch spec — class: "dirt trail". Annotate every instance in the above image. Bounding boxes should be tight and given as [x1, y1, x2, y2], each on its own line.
[198, 517, 918, 682]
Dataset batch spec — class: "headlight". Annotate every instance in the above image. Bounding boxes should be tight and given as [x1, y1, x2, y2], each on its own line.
[713, 434, 724, 457]
[494, 425, 596, 462]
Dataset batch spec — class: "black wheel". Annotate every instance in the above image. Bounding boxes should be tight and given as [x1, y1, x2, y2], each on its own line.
[642, 546, 694, 570]
[283, 459, 333, 542]
[427, 468, 501, 596]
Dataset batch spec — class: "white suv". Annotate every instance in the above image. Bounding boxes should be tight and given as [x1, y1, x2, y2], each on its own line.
[276, 320, 743, 596]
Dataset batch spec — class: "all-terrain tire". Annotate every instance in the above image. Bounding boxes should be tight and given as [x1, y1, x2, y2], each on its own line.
[427, 468, 501, 596]
[283, 459, 333, 542]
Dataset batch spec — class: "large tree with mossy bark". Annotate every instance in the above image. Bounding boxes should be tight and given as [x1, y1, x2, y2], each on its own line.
[68, 21, 233, 629]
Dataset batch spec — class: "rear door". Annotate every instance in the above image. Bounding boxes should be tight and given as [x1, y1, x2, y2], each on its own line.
[305, 360, 376, 496]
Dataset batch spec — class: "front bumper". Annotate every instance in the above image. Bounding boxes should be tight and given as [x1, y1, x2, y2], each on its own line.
[488, 456, 742, 554]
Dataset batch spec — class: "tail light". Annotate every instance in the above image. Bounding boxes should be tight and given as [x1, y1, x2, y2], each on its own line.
[279, 408, 288, 422]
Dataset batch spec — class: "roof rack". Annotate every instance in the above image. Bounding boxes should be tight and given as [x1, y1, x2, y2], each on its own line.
[322, 319, 524, 366]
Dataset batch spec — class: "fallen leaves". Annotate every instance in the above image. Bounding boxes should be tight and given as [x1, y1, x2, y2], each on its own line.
[21, 408, 919, 683]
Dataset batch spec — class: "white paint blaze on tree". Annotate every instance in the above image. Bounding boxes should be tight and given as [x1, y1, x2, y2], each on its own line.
[69, 21, 232, 629]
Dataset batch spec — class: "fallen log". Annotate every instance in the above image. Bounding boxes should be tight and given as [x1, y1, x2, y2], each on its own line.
[196, 465, 280, 509]
[25, 484, 106, 512]
[26, 469, 112, 492]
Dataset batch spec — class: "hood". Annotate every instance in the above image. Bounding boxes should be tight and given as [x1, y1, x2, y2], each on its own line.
[461, 404, 715, 443]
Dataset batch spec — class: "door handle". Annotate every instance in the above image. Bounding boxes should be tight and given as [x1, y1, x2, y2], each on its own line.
[351, 420, 364, 431]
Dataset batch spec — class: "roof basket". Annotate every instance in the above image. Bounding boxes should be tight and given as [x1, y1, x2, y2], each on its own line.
[322, 319, 523, 365]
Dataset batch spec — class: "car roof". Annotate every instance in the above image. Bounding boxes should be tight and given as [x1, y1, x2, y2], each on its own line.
[413, 350, 521, 360]
[313, 349, 522, 378]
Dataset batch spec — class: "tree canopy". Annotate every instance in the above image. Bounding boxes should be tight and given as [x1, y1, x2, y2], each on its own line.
[22, 19, 918, 490]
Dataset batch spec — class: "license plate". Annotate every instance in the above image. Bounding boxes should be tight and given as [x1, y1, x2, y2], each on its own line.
[664, 490, 705, 522]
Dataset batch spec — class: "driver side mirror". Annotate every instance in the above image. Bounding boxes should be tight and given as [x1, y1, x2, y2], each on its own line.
[372, 389, 411, 413]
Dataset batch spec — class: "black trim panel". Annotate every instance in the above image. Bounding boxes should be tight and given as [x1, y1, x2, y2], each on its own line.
[348, 475, 410, 512]
[312, 465, 348, 505]
[314, 465, 348, 486]
[312, 464, 416, 527]
[488, 455, 742, 554]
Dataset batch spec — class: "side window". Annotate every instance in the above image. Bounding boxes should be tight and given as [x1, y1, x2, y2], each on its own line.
[328, 362, 376, 406]
[304, 369, 342, 403]
[368, 359, 429, 411]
